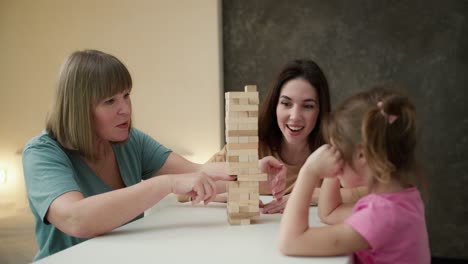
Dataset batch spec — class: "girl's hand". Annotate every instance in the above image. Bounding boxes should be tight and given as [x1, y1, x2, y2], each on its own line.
[304, 144, 343, 179]
[259, 156, 287, 200]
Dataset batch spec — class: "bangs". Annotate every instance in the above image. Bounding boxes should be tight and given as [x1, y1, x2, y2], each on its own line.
[91, 55, 132, 101]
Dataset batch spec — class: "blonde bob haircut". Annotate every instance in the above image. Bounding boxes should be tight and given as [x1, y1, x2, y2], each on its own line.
[46, 49, 132, 161]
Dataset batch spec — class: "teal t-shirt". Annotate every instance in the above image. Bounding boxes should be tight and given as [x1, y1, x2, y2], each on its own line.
[22, 128, 171, 261]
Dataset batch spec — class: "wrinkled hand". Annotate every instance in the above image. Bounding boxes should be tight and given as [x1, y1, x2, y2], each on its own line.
[170, 163, 234, 205]
[304, 144, 343, 179]
[260, 194, 290, 214]
[259, 156, 287, 200]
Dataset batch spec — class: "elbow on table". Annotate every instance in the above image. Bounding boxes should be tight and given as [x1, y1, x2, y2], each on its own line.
[318, 213, 332, 225]
[318, 209, 337, 225]
[278, 236, 299, 256]
[65, 221, 103, 239]
[67, 226, 95, 239]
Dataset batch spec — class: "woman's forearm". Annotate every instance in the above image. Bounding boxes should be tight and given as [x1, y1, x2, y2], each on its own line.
[49, 175, 173, 238]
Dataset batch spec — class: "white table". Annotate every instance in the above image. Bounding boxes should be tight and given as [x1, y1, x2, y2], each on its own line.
[35, 195, 352, 264]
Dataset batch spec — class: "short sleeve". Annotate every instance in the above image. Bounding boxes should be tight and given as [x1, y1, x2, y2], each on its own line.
[133, 129, 172, 179]
[345, 197, 396, 250]
[23, 140, 80, 224]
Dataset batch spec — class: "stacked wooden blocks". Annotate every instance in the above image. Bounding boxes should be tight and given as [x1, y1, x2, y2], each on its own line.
[225, 85, 267, 225]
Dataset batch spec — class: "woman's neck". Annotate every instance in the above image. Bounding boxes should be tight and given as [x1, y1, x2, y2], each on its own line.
[279, 141, 311, 166]
[93, 140, 112, 161]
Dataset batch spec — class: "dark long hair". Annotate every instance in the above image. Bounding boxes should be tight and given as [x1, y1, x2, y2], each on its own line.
[258, 59, 331, 153]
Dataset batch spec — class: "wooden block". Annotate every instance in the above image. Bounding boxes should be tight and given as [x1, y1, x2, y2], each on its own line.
[240, 193, 249, 201]
[249, 97, 259, 105]
[227, 181, 240, 188]
[228, 167, 239, 175]
[226, 137, 239, 143]
[228, 203, 239, 213]
[227, 111, 239, 118]
[225, 122, 238, 130]
[227, 130, 257, 137]
[237, 173, 268, 181]
[229, 211, 259, 218]
[226, 149, 258, 156]
[238, 154, 249, 162]
[243, 205, 260, 213]
[238, 111, 248, 118]
[249, 167, 260, 174]
[248, 123, 257, 130]
[227, 162, 258, 168]
[226, 117, 257, 124]
[239, 181, 259, 188]
[228, 217, 251, 225]
[228, 193, 240, 202]
[248, 153, 259, 161]
[225, 92, 258, 99]
[228, 156, 239, 162]
[249, 193, 259, 201]
[226, 143, 258, 150]
[238, 168, 250, 174]
[238, 123, 249, 130]
[228, 98, 240, 105]
[228, 104, 258, 112]
[240, 219, 251, 225]
[228, 187, 253, 194]
[248, 136, 258, 143]
[239, 136, 249, 143]
[239, 98, 249, 105]
[244, 85, 257, 92]
[248, 111, 258, 117]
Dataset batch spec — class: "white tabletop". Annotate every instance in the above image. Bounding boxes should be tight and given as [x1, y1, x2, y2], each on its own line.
[35, 195, 351, 264]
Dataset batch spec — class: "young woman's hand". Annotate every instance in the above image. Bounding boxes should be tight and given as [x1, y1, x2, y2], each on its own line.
[260, 194, 290, 214]
[259, 156, 287, 200]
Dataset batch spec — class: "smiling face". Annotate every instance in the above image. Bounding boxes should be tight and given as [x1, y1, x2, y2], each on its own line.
[276, 78, 319, 148]
[93, 90, 132, 142]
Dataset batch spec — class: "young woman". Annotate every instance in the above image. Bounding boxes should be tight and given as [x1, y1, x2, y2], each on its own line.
[180, 59, 365, 213]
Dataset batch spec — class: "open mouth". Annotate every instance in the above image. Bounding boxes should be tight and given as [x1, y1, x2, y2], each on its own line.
[117, 122, 129, 128]
[286, 124, 304, 132]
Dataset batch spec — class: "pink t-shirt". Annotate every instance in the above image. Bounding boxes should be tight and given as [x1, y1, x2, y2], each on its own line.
[345, 187, 430, 264]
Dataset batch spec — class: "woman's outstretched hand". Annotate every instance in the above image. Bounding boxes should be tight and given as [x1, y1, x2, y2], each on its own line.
[259, 156, 287, 200]
[260, 194, 290, 214]
[170, 163, 235, 205]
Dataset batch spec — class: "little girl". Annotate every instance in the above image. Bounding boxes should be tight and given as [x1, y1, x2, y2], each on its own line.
[278, 87, 430, 263]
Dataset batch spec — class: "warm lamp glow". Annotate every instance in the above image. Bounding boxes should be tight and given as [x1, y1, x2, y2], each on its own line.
[0, 168, 6, 184]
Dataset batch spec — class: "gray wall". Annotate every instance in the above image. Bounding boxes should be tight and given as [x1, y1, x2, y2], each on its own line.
[223, 0, 468, 259]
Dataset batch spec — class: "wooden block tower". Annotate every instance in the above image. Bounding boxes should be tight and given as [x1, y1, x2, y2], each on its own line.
[225, 85, 267, 225]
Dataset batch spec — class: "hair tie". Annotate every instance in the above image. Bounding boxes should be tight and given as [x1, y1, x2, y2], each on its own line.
[377, 101, 398, 124]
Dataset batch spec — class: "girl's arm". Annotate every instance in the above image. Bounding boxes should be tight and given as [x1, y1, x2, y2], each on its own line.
[318, 178, 354, 224]
[47, 152, 231, 238]
[279, 144, 369, 256]
[312, 186, 367, 205]
[280, 222, 369, 256]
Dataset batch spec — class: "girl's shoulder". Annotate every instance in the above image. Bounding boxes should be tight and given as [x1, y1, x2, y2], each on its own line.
[354, 187, 424, 214]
